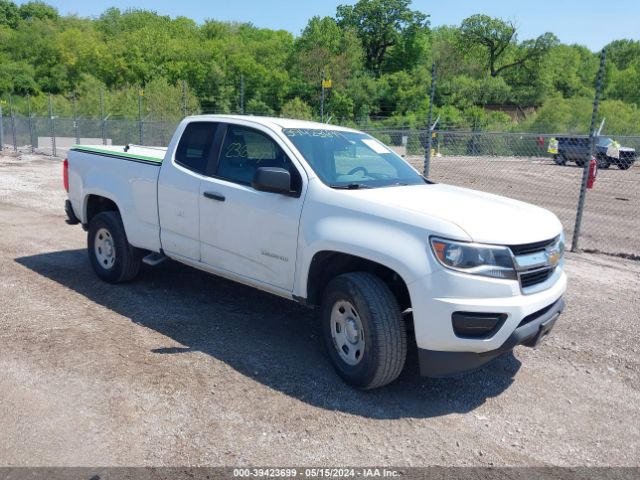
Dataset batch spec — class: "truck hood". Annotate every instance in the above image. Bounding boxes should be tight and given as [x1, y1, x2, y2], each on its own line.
[352, 183, 563, 245]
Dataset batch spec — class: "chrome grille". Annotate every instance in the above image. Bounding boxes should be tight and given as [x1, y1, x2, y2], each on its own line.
[509, 236, 559, 256]
[509, 236, 561, 291]
[520, 267, 555, 289]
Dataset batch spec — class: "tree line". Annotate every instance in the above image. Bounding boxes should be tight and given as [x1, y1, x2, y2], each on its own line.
[1, 0, 640, 134]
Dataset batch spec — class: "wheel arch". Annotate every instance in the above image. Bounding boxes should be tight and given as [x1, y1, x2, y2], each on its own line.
[305, 250, 412, 311]
[84, 193, 121, 226]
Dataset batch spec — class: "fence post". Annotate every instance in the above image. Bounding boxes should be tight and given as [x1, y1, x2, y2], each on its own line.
[320, 68, 326, 123]
[27, 94, 34, 153]
[240, 75, 245, 115]
[571, 49, 606, 252]
[0, 103, 3, 151]
[48, 94, 56, 157]
[72, 92, 80, 145]
[424, 63, 436, 177]
[9, 94, 17, 153]
[182, 80, 188, 118]
[100, 88, 107, 146]
[138, 89, 144, 145]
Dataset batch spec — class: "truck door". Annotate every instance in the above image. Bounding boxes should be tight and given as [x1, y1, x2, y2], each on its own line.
[198, 123, 305, 292]
[158, 122, 222, 261]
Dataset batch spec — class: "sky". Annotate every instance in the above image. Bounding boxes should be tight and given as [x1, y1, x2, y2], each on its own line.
[15, 0, 640, 52]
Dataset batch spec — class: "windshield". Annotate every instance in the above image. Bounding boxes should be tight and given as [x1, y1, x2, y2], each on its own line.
[597, 137, 613, 147]
[282, 128, 425, 188]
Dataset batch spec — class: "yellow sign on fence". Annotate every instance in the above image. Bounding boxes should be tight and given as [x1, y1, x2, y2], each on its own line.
[322, 79, 333, 89]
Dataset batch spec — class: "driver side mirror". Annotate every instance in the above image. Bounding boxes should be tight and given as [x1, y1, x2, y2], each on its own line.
[252, 167, 293, 195]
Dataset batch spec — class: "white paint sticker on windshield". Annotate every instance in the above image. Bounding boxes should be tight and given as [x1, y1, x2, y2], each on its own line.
[361, 138, 390, 154]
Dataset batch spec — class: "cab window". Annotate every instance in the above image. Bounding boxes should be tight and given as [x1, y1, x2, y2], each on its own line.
[216, 125, 302, 192]
[175, 122, 219, 174]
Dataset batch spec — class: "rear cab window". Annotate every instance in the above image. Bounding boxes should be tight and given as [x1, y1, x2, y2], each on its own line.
[175, 122, 220, 174]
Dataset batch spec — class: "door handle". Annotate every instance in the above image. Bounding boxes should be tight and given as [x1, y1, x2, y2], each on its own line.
[203, 191, 225, 202]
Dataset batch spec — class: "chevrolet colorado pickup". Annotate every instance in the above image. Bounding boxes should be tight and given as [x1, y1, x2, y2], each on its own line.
[64, 115, 566, 389]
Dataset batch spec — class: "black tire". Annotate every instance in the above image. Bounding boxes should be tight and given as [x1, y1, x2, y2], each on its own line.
[87, 211, 143, 283]
[321, 272, 407, 389]
[596, 154, 610, 169]
[554, 154, 566, 166]
[575, 159, 585, 167]
[618, 159, 634, 170]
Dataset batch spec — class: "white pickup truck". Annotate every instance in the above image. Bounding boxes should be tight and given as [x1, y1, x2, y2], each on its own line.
[64, 115, 566, 389]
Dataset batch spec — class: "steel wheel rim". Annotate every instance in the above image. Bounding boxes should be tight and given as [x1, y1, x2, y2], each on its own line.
[94, 227, 116, 269]
[330, 300, 365, 366]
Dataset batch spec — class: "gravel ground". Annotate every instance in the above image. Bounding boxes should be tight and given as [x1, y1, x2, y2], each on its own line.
[0, 153, 639, 467]
[406, 155, 640, 257]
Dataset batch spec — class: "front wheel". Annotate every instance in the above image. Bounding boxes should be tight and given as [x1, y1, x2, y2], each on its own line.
[321, 272, 407, 389]
[596, 154, 610, 169]
[554, 154, 566, 166]
[88, 211, 142, 283]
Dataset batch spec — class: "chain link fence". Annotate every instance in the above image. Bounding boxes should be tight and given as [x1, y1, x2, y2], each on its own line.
[0, 115, 180, 156]
[1, 118, 636, 258]
[1, 51, 638, 258]
[368, 128, 639, 258]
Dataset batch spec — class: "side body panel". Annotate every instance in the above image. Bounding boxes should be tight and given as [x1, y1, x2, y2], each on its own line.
[292, 177, 473, 299]
[67, 149, 162, 252]
[198, 120, 308, 291]
[199, 179, 304, 291]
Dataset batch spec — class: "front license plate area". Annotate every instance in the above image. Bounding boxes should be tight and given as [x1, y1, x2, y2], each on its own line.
[532, 313, 559, 346]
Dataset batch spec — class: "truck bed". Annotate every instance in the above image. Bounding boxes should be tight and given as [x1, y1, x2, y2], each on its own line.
[67, 144, 166, 253]
[72, 144, 167, 164]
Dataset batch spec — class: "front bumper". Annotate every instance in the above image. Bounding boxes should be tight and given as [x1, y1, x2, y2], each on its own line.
[407, 262, 567, 376]
[418, 297, 564, 377]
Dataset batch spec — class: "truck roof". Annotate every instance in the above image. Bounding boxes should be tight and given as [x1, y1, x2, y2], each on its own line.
[190, 114, 359, 133]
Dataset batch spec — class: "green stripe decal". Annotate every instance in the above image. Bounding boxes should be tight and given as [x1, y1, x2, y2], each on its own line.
[72, 145, 164, 163]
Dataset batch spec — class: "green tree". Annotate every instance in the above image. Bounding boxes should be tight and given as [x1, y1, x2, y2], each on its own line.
[460, 14, 557, 78]
[281, 97, 314, 120]
[0, 0, 19, 27]
[336, 0, 428, 75]
[18, 1, 58, 21]
[605, 39, 640, 70]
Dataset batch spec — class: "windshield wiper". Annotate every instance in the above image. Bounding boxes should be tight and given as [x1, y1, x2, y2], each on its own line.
[387, 182, 409, 187]
[329, 183, 372, 190]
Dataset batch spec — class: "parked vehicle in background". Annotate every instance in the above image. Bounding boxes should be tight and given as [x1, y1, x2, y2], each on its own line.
[63, 115, 567, 389]
[554, 136, 636, 169]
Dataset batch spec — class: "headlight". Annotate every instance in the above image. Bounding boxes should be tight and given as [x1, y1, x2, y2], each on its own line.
[430, 237, 517, 280]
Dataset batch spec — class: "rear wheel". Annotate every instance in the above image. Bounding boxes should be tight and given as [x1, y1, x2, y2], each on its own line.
[321, 272, 407, 389]
[87, 211, 143, 283]
[617, 158, 635, 170]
